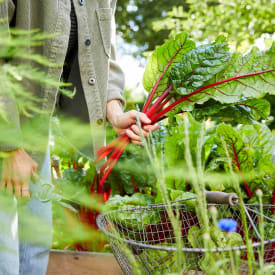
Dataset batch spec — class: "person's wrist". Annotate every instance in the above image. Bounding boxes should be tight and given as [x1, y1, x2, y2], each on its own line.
[106, 100, 123, 127]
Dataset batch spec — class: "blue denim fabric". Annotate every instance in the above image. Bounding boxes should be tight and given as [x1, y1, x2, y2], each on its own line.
[0, 148, 52, 275]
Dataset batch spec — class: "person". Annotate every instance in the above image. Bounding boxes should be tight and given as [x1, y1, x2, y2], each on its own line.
[0, 0, 159, 274]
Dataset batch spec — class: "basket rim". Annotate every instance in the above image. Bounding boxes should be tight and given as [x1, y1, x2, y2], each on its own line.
[102, 202, 275, 214]
[97, 203, 275, 253]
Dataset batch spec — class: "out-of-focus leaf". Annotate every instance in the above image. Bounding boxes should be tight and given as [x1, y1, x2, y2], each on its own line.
[193, 99, 270, 124]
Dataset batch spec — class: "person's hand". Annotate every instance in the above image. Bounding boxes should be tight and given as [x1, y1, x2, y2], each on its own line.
[0, 148, 38, 199]
[107, 100, 159, 145]
[112, 110, 159, 145]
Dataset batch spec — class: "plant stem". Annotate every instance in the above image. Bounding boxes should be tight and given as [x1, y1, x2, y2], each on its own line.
[184, 114, 209, 232]
[221, 137, 255, 275]
[99, 136, 129, 187]
[231, 140, 253, 198]
[142, 45, 185, 113]
[146, 94, 173, 118]
[145, 86, 173, 117]
[99, 135, 128, 174]
[96, 136, 123, 160]
[271, 188, 275, 215]
[151, 69, 275, 122]
[258, 193, 265, 274]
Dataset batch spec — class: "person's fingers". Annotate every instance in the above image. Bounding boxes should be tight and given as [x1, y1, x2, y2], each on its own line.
[143, 123, 159, 132]
[1, 161, 9, 189]
[7, 179, 13, 195]
[0, 179, 5, 190]
[21, 180, 30, 199]
[125, 129, 142, 142]
[132, 140, 142, 145]
[14, 180, 21, 198]
[128, 110, 138, 119]
[131, 125, 149, 138]
[138, 113, 151, 125]
[0, 174, 6, 189]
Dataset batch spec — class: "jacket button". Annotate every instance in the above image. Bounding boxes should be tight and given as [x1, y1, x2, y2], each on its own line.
[88, 77, 96, 85]
[79, 0, 84, 5]
[85, 39, 91, 46]
[97, 119, 103, 125]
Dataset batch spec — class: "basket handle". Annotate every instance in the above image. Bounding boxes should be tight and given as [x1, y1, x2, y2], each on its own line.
[205, 191, 238, 206]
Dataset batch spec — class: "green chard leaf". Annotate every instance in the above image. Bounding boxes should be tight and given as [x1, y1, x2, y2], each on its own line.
[170, 41, 231, 96]
[215, 123, 255, 197]
[239, 123, 275, 176]
[192, 98, 271, 124]
[208, 44, 275, 102]
[165, 113, 204, 167]
[143, 32, 195, 98]
[104, 194, 159, 229]
[215, 123, 254, 173]
[168, 41, 274, 113]
[209, 123, 275, 197]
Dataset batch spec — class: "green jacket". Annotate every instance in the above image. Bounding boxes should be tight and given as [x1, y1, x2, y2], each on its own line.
[0, 0, 125, 161]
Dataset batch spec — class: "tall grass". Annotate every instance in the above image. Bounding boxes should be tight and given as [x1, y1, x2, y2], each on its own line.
[130, 112, 274, 274]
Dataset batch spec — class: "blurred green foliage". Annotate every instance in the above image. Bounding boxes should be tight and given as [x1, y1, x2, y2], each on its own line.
[116, 0, 274, 54]
[0, 27, 106, 253]
[116, 0, 187, 54]
[153, 0, 274, 52]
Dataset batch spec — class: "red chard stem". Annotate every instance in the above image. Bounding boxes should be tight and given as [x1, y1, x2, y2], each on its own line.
[151, 70, 275, 122]
[142, 45, 184, 113]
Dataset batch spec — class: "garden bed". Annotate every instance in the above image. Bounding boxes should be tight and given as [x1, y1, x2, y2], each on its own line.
[47, 250, 123, 275]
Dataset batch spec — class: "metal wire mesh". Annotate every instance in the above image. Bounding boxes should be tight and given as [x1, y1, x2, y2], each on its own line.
[97, 202, 275, 275]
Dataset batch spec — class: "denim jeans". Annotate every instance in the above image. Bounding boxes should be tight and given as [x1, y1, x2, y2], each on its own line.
[0, 148, 52, 275]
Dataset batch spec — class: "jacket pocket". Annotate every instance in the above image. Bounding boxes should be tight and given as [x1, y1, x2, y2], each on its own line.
[96, 8, 113, 58]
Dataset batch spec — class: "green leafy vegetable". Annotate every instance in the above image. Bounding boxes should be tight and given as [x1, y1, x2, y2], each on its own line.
[104, 194, 159, 229]
[143, 33, 195, 102]
[97, 33, 274, 188]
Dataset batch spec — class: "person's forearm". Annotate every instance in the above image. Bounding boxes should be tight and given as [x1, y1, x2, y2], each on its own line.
[106, 99, 124, 126]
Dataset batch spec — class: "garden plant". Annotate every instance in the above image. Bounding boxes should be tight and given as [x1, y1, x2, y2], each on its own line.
[95, 33, 275, 275]
[1, 14, 275, 275]
[51, 32, 275, 273]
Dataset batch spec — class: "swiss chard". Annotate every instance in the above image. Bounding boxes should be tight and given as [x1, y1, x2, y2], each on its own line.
[211, 123, 275, 200]
[163, 114, 274, 201]
[192, 98, 271, 125]
[104, 193, 159, 229]
[97, 33, 274, 188]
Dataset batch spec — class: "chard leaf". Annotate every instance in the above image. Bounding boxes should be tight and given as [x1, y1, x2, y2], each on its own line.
[208, 44, 275, 102]
[206, 157, 230, 173]
[239, 123, 274, 174]
[237, 99, 271, 120]
[213, 123, 275, 197]
[143, 32, 195, 97]
[165, 113, 203, 167]
[215, 124, 254, 173]
[193, 98, 270, 124]
[215, 123, 254, 197]
[170, 41, 231, 96]
[168, 42, 275, 113]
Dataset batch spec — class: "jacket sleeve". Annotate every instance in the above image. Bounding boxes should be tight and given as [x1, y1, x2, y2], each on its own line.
[107, 1, 126, 109]
[0, 0, 23, 151]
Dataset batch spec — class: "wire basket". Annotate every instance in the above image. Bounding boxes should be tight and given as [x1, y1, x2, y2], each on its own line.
[97, 193, 275, 275]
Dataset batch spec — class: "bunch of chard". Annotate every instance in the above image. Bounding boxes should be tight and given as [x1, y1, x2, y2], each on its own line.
[97, 33, 275, 190]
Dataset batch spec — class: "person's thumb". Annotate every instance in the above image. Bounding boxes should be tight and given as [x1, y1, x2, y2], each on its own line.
[138, 113, 151, 125]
